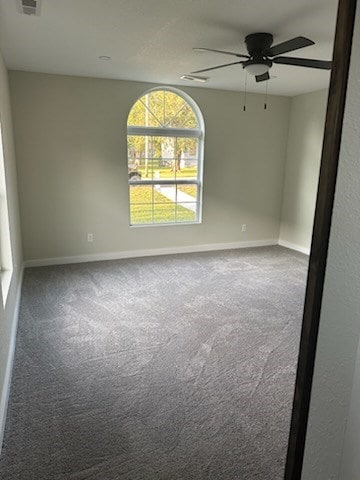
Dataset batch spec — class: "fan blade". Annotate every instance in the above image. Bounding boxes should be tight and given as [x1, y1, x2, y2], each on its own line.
[191, 61, 243, 74]
[193, 47, 249, 59]
[266, 36, 314, 57]
[273, 56, 332, 70]
[255, 72, 270, 82]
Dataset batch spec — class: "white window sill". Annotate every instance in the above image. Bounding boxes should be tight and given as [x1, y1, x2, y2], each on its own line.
[130, 221, 201, 228]
[1, 269, 13, 307]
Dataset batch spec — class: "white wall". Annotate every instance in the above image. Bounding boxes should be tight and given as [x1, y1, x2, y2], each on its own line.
[0, 52, 23, 450]
[8, 71, 291, 263]
[280, 89, 328, 254]
[302, 4, 360, 479]
[340, 340, 360, 479]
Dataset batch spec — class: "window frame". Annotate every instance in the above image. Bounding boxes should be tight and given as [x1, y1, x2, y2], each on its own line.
[127, 87, 205, 227]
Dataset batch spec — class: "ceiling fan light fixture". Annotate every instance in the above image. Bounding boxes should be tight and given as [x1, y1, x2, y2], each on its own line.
[244, 62, 271, 76]
[191, 33, 331, 82]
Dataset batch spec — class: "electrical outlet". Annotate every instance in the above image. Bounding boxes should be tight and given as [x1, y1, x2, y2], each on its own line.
[87, 233, 94, 243]
[242, 224, 247, 232]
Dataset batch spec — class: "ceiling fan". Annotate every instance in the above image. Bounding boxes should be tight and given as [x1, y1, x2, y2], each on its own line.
[191, 33, 332, 82]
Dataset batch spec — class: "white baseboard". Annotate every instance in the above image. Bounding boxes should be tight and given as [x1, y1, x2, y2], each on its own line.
[278, 239, 310, 255]
[23, 239, 279, 268]
[0, 266, 24, 455]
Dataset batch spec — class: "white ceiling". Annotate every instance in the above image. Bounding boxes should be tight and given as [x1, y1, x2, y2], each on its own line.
[0, 0, 338, 96]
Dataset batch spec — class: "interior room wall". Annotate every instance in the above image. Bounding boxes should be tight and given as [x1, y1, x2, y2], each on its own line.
[279, 89, 328, 254]
[301, 5, 360, 479]
[0, 52, 23, 450]
[9, 71, 291, 264]
[340, 340, 360, 479]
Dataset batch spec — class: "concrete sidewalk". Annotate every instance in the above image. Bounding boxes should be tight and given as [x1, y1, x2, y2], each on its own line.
[156, 185, 196, 212]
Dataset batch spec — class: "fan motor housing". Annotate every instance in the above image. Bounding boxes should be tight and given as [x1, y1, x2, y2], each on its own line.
[245, 33, 273, 56]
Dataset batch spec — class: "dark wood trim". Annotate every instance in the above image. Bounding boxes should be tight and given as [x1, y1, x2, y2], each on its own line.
[284, 0, 358, 478]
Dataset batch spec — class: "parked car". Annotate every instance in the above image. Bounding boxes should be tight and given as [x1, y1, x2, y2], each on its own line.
[128, 164, 142, 181]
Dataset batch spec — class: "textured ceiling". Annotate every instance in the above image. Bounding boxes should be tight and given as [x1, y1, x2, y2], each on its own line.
[0, 0, 338, 96]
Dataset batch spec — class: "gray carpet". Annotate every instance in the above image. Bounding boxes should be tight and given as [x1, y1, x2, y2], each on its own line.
[0, 246, 308, 480]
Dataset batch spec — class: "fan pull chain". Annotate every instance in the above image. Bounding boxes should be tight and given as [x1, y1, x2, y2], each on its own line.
[243, 71, 248, 111]
[264, 80, 269, 110]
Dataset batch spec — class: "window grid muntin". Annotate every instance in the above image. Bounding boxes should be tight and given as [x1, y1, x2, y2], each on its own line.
[128, 90, 198, 130]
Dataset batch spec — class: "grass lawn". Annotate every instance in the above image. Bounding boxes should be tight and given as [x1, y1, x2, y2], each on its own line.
[178, 185, 197, 197]
[129, 185, 196, 224]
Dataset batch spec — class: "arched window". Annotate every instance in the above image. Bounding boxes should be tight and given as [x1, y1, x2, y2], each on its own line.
[127, 87, 204, 225]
